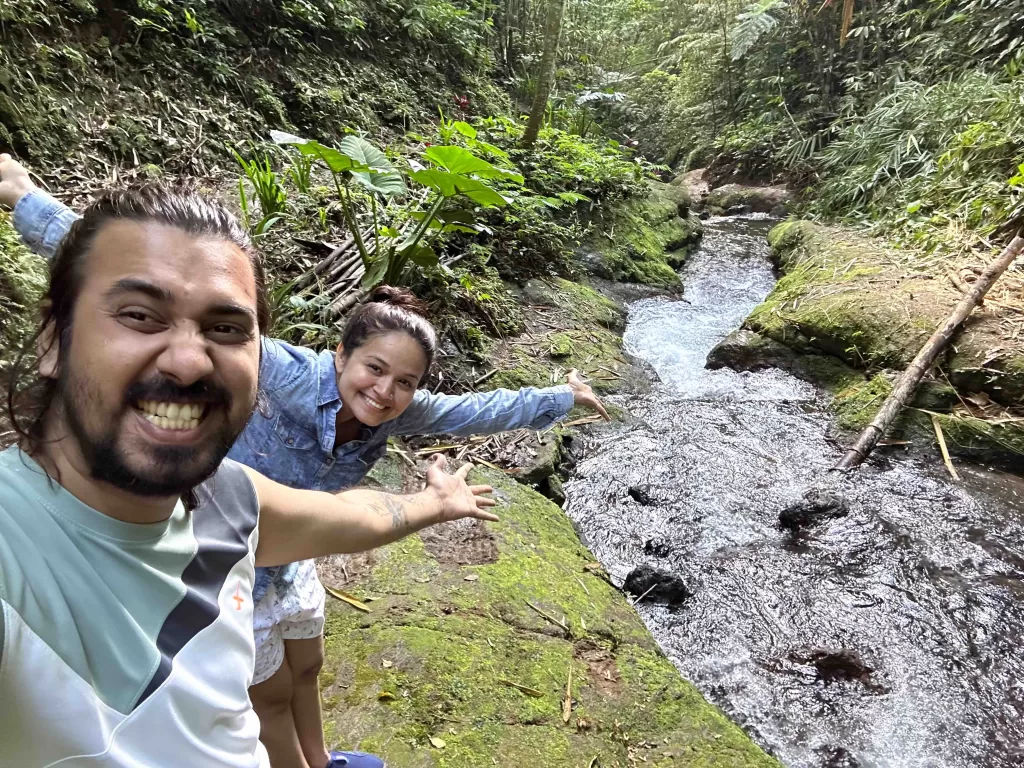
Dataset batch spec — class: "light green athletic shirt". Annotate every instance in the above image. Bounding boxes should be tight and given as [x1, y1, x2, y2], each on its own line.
[0, 445, 268, 767]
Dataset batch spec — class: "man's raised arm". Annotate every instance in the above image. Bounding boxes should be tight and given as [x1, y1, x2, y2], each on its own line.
[248, 455, 497, 568]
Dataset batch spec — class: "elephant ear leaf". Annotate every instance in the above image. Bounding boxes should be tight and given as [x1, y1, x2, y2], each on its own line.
[339, 135, 407, 197]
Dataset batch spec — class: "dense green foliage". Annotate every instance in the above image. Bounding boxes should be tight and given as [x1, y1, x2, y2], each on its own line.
[518, 0, 1024, 252]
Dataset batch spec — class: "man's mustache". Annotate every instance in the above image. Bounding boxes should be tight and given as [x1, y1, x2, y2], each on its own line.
[124, 376, 231, 407]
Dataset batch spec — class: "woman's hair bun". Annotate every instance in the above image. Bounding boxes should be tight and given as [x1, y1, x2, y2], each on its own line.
[367, 285, 431, 319]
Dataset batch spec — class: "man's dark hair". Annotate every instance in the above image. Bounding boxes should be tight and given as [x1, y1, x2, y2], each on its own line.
[5, 183, 271, 457]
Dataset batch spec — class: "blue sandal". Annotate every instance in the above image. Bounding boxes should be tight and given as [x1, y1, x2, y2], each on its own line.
[326, 750, 385, 768]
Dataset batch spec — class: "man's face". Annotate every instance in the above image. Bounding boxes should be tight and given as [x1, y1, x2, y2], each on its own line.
[45, 219, 261, 497]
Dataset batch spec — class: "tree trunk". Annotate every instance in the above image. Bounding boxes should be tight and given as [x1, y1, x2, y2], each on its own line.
[522, 0, 567, 149]
[836, 234, 1024, 470]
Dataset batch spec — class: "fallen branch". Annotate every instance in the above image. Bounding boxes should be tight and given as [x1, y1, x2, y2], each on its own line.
[836, 233, 1024, 469]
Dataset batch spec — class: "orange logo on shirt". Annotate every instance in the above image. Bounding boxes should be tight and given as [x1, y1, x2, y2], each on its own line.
[233, 584, 245, 611]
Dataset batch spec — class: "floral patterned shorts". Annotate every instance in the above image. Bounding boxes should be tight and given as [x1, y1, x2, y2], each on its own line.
[251, 558, 325, 684]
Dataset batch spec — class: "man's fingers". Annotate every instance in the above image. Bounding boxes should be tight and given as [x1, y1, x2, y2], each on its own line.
[469, 484, 493, 495]
[454, 461, 474, 480]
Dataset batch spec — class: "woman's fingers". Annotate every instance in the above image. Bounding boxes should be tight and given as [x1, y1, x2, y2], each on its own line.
[469, 484, 493, 495]
[474, 509, 501, 522]
[455, 461, 474, 480]
[592, 396, 610, 421]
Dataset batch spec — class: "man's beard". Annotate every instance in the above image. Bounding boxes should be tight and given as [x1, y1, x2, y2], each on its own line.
[57, 366, 250, 498]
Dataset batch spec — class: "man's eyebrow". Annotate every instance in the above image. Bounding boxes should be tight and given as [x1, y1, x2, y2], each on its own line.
[208, 303, 258, 325]
[105, 278, 172, 302]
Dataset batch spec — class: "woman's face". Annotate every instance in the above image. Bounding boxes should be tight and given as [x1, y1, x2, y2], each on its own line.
[335, 331, 429, 426]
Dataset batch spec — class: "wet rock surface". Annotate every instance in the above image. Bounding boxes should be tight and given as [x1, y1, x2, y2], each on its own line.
[706, 328, 797, 372]
[623, 564, 693, 606]
[564, 215, 1024, 768]
[778, 489, 850, 532]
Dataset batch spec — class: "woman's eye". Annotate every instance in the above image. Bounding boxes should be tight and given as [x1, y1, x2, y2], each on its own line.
[368, 364, 382, 373]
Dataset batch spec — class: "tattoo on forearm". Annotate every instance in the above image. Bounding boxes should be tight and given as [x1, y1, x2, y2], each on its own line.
[384, 495, 408, 530]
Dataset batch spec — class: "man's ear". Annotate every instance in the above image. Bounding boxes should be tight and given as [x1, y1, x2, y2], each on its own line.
[36, 309, 60, 380]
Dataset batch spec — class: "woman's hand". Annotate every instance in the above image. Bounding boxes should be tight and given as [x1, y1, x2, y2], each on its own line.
[424, 454, 499, 523]
[0, 154, 36, 210]
[567, 369, 610, 420]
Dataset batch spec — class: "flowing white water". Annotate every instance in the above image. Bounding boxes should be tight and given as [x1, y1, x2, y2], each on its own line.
[564, 215, 1024, 768]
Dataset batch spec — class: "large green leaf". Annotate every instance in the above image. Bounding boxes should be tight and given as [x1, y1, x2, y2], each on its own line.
[272, 131, 370, 176]
[424, 145, 523, 184]
[453, 177, 508, 207]
[400, 242, 439, 268]
[452, 121, 477, 139]
[361, 255, 389, 289]
[336, 136, 405, 196]
[408, 168, 458, 196]
[408, 168, 508, 207]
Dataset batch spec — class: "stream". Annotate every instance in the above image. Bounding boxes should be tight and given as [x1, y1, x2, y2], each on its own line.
[563, 215, 1024, 768]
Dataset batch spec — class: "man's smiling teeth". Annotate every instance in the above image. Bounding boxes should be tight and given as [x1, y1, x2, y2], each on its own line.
[137, 401, 206, 431]
[362, 394, 387, 411]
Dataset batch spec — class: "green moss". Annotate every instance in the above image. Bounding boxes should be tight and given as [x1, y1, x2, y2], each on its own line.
[548, 333, 574, 358]
[489, 329, 623, 393]
[928, 412, 1024, 463]
[548, 278, 624, 331]
[832, 374, 892, 431]
[319, 470, 780, 767]
[579, 182, 703, 287]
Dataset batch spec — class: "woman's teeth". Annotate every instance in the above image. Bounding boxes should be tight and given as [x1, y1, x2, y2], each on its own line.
[362, 394, 387, 411]
[138, 401, 205, 431]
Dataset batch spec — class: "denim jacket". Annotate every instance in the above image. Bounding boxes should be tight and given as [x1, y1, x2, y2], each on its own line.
[13, 189, 575, 602]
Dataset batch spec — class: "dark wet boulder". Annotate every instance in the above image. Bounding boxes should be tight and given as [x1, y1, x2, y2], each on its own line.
[778, 488, 850, 532]
[644, 538, 673, 558]
[706, 329, 796, 373]
[628, 485, 657, 506]
[623, 564, 692, 606]
[707, 183, 794, 215]
[788, 647, 883, 692]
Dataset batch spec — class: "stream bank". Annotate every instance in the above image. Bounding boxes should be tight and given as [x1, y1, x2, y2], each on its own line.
[735, 220, 1024, 464]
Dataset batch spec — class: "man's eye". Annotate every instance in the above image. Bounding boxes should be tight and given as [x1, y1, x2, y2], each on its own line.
[119, 310, 158, 325]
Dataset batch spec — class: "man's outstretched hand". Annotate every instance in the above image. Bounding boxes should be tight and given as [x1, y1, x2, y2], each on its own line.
[567, 368, 610, 420]
[0, 154, 35, 210]
[424, 454, 499, 523]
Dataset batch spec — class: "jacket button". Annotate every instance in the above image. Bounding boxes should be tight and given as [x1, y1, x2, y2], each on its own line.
[287, 438, 294, 445]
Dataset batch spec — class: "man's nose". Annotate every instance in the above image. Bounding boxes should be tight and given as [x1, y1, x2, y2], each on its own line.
[155, 327, 215, 386]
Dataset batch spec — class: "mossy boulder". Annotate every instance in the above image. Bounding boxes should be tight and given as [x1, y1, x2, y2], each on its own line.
[521, 278, 626, 332]
[744, 220, 1024, 461]
[706, 184, 793, 216]
[578, 181, 703, 288]
[489, 328, 624, 394]
[318, 469, 782, 768]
